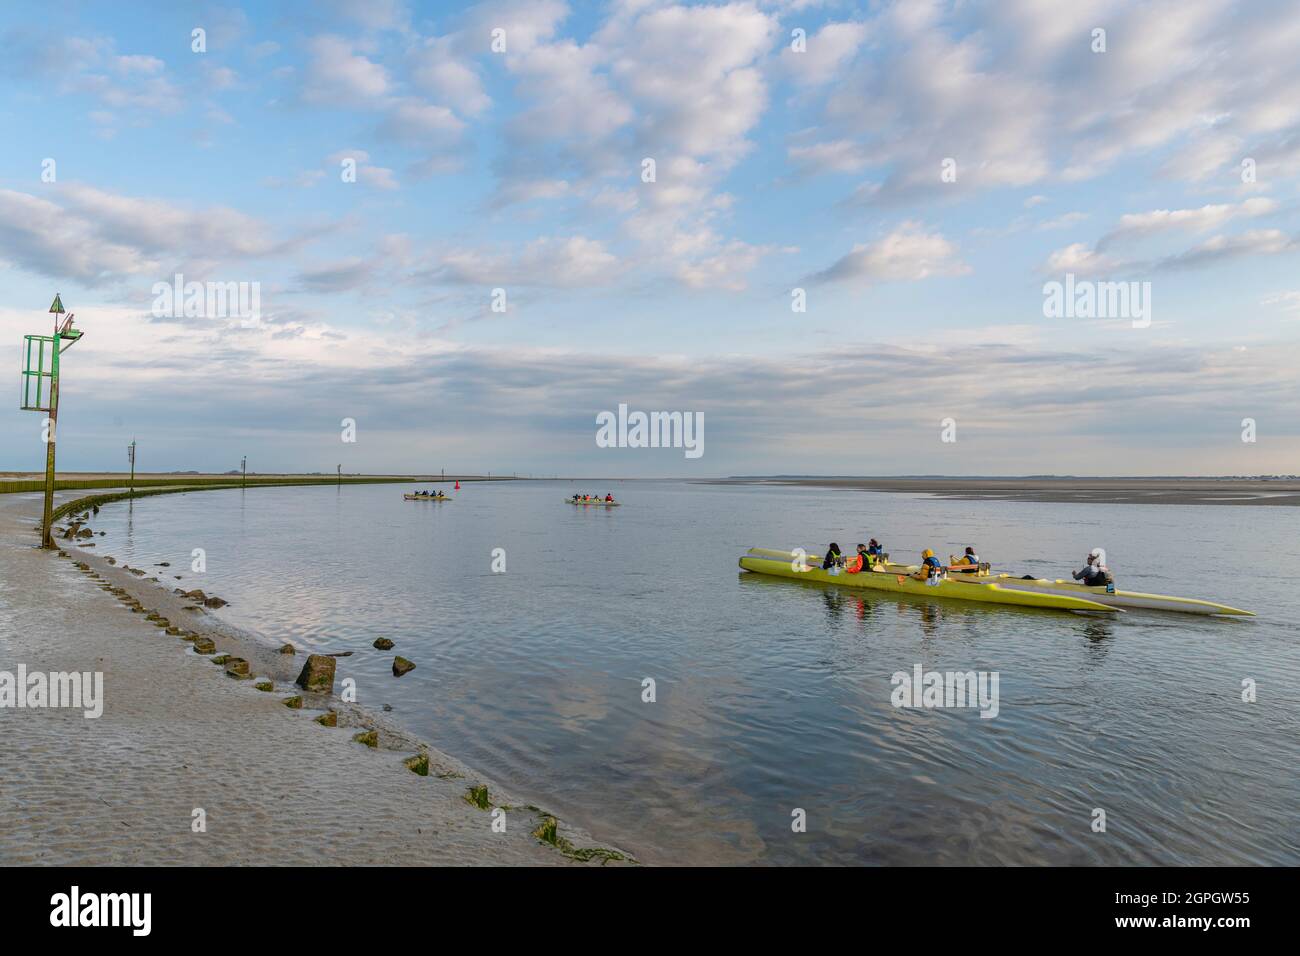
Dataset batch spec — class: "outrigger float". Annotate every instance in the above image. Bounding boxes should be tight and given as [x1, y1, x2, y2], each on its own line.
[741, 548, 1254, 617]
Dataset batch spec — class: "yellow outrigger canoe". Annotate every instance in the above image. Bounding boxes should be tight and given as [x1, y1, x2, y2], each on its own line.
[567, 499, 621, 507]
[740, 549, 1118, 613]
[746, 547, 1253, 617]
[404, 493, 451, 501]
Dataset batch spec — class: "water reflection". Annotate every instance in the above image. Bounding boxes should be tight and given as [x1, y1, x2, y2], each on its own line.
[78, 480, 1300, 866]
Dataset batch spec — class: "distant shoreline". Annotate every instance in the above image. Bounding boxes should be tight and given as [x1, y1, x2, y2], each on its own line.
[708, 476, 1300, 506]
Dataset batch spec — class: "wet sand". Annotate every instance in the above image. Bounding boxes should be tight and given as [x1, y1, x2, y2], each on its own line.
[0, 489, 626, 865]
[709, 477, 1300, 506]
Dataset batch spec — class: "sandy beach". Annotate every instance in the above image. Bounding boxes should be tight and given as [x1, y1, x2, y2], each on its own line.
[709, 477, 1300, 506]
[0, 488, 627, 865]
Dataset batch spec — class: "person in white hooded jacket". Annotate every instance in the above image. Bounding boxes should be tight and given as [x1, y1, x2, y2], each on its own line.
[1072, 548, 1113, 587]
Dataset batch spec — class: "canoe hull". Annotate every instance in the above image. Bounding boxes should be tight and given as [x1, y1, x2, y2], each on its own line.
[985, 576, 1254, 616]
[738, 555, 1117, 613]
[404, 494, 450, 501]
[566, 499, 621, 507]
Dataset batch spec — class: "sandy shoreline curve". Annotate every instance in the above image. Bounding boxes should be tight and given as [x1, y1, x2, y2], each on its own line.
[0, 488, 630, 865]
[706, 477, 1300, 506]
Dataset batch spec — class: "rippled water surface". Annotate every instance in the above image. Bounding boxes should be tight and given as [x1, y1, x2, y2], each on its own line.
[86, 481, 1300, 864]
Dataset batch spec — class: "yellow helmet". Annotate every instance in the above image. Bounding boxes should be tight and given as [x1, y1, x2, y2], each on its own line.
[922, 549, 934, 558]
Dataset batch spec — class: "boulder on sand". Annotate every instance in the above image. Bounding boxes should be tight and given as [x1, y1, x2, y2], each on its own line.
[295, 654, 336, 694]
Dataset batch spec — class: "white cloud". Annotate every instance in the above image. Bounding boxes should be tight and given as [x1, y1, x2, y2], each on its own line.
[811, 222, 971, 284]
[427, 236, 621, 288]
[302, 36, 391, 105]
[0, 185, 309, 287]
[1099, 198, 1277, 249]
[787, 138, 871, 175]
[779, 21, 868, 87]
[1261, 291, 1300, 314]
[410, 35, 490, 117]
[376, 99, 465, 145]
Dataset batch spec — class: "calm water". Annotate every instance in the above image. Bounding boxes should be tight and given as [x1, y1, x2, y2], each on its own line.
[86, 481, 1300, 865]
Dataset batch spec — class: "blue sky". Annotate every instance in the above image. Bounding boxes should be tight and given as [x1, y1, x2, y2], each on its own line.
[2, 0, 1299, 476]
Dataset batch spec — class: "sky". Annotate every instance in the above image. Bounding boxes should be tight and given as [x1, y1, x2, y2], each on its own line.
[1, 0, 1298, 477]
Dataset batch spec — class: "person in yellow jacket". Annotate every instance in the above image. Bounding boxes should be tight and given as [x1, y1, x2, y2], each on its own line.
[912, 549, 944, 581]
[951, 546, 980, 573]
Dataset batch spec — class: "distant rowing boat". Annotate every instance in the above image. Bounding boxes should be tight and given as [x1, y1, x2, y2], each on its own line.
[567, 499, 621, 507]
[404, 494, 451, 501]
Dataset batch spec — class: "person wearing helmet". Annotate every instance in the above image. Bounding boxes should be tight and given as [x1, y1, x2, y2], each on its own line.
[914, 548, 944, 580]
[1072, 549, 1113, 587]
[952, 546, 980, 574]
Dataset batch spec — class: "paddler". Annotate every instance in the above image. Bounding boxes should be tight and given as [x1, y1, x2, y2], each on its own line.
[821, 543, 843, 570]
[912, 549, 944, 581]
[1072, 549, 1113, 587]
[846, 544, 868, 573]
[605, 493, 614, 502]
[951, 546, 980, 573]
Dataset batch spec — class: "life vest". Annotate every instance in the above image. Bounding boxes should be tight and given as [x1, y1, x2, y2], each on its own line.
[845, 555, 864, 573]
[922, 555, 943, 578]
